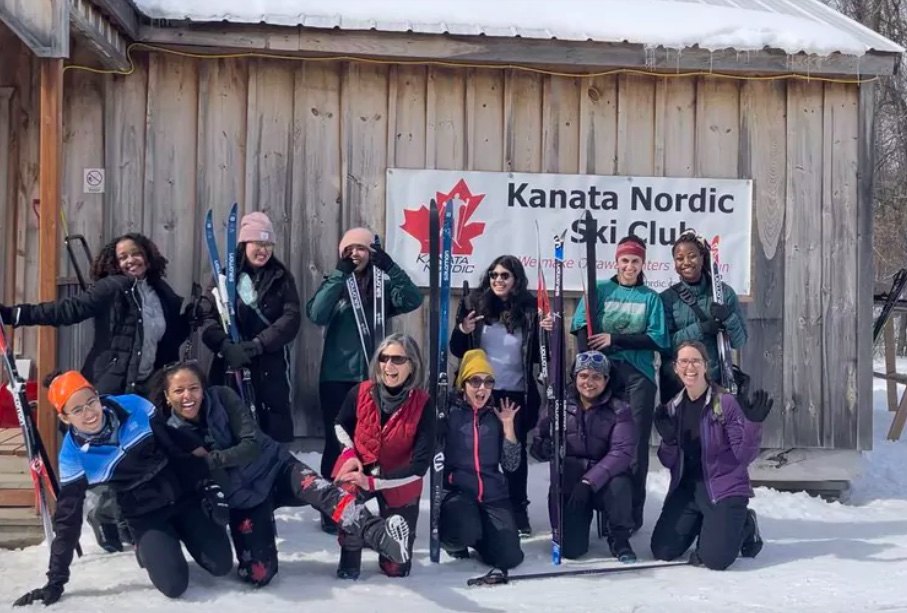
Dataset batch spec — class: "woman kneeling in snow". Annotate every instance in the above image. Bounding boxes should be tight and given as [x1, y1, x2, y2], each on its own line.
[438, 349, 525, 571]
[531, 351, 637, 562]
[650, 340, 772, 570]
[14, 371, 233, 606]
[154, 361, 411, 587]
[332, 333, 432, 579]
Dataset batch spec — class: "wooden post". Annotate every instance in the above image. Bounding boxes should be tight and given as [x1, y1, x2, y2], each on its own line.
[37, 58, 63, 474]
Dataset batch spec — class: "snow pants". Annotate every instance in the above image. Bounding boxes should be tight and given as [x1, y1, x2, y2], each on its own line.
[318, 381, 359, 530]
[439, 490, 524, 570]
[554, 473, 634, 560]
[611, 360, 656, 531]
[650, 479, 754, 571]
[131, 500, 233, 598]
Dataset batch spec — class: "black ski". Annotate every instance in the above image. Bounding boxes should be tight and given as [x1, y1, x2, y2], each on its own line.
[707, 237, 737, 394]
[467, 560, 691, 586]
[550, 230, 567, 565]
[873, 269, 907, 344]
[428, 199, 442, 563]
[372, 234, 386, 345]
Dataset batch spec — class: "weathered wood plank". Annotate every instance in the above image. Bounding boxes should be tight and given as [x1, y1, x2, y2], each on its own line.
[503, 70, 542, 173]
[617, 75, 656, 177]
[0, 87, 12, 304]
[291, 62, 343, 436]
[738, 80, 787, 448]
[245, 59, 294, 262]
[578, 76, 617, 176]
[61, 68, 104, 276]
[103, 54, 147, 237]
[822, 84, 859, 450]
[144, 53, 199, 298]
[387, 65, 428, 354]
[695, 78, 740, 180]
[856, 82, 876, 451]
[341, 62, 388, 235]
[783, 80, 823, 448]
[542, 75, 580, 174]
[466, 68, 504, 172]
[656, 78, 695, 178]
[197, 58, 247, 290]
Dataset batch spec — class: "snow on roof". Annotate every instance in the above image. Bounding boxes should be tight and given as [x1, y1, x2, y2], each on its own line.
[132, 0, 903, 57]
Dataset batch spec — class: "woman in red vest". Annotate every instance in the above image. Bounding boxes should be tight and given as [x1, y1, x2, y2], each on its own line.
[332, 333, 432, 579]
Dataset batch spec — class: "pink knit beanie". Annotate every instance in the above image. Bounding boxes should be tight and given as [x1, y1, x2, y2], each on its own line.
[339, 227, 375, 257]
[238, 211, 275, 244]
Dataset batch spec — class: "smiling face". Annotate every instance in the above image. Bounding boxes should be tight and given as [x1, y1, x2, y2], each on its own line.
[60, 387, 104, 434]
[488, 264, 515, 299]
[616, 254, 643, 285]
[165, 369, 205, 422]
[245, 241, 274, 269]
[575, 369, 607, 403]
[344, 244, 371, 273]
[673, 345, 708, 391]
[116, 239, 148, 280]
[463, 373, 495, 409]
[378, 342, 413, 388]
[673, 242, 704, 283]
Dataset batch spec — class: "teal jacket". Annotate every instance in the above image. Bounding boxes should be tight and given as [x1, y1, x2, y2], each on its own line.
[306, 264, 423, 383]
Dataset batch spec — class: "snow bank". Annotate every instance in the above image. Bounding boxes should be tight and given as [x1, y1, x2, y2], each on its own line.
[132, 0, 904, 57]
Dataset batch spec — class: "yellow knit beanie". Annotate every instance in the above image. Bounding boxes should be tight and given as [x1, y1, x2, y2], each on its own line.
[456, 349, 494, 389]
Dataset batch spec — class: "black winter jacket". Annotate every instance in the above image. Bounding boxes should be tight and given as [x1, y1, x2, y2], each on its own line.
[201, 252, 301, 442]
[12, 275, 189, 395]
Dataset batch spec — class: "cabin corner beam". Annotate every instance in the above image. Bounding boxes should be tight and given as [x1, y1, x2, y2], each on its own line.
[70, 0, 131, 71]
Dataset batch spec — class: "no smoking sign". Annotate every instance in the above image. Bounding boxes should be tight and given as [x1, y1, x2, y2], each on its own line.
[83, 168, 105, 194]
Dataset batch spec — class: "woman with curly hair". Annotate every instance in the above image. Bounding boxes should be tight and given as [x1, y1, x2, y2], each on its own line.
[0, 233, 191, 398]
[451, 255, 548, 537]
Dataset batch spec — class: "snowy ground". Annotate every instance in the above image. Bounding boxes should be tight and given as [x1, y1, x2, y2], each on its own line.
[2, 374, 907, 612]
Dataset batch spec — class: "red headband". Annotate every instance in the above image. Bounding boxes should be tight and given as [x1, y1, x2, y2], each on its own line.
[616, 241, 646, 261]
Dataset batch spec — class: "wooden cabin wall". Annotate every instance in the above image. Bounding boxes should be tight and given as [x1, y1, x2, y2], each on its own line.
[8, 47, 867, 448]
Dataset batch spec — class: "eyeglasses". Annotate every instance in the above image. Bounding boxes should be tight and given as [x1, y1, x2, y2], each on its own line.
[488, 271, 511, 281]
[68, 395, 101, 417]
[465, 376, 495, 389]
[378, 354, 409, 365]
[249, 241, 274, 251]
[676, 358, 705, 367]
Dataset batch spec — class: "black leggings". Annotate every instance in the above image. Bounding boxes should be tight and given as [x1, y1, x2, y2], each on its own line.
[439, 490, 524, 571]
[131, 502, 233, 598]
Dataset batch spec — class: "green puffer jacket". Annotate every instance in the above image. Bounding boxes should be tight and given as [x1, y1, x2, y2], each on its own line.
[660, 276, 748, 382]
[306, 264, 423, 383]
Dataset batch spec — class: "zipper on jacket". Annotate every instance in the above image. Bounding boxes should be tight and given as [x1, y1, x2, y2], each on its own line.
[700, 408, 716, 504]
[472, 410, 484, 502]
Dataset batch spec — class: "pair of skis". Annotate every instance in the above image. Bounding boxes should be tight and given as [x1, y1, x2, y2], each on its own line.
[428, 199, 454, 563]
[345, 236, 387, 371]
[468, 559, 690, 586]
[204, 204, 257, 416]
[707, 238, 737, 394]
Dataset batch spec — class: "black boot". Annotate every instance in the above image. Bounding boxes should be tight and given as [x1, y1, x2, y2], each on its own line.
[740, 509, 763, 558]
[514, 505, 532, 538]
[609, 532, 637, 564]
[336, 547, 362, 580]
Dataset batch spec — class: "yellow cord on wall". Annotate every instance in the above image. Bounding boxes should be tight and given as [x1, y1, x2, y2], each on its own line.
[62, 41, 878, 85]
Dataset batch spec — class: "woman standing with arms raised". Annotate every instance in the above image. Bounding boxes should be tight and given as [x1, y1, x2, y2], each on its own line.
[306, 227, 422, 532]
[571, 236, 669, 533]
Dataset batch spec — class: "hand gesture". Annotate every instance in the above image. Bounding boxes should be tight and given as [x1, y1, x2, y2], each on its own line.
[191, 447, 209, 458]
[459, 310, 484, 334]
[493, 398, 521, 424]
[337, 470, 370, 490]
[653, 404, 677, 443]
[335, 455, 364, 479]
[740, 390, 774, 423]
[588, 332, 611, 350]
[369, 242, 395, 272]
[540, 313, 554, 332]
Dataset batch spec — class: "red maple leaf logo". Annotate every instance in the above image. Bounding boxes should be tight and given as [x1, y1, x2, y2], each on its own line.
[400, 179, 486, 255]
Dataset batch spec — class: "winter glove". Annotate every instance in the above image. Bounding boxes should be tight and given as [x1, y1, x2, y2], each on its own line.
[13, 583, 63, 607]
[0, 304, 12, 324]
[740, 390, 774, 423]
[529, 437, 553, 462]
[220, 341, 252, 369]
[653, 404, 677, 443]
[709, 303, 731, 322]
[566, 481, 593, 511]
[369, 242, 395, 272]
[700, 319, 723, 336]
[239, 339, 263, 358]
[198, 479, 230, 527]
[336, 255, 356, 275]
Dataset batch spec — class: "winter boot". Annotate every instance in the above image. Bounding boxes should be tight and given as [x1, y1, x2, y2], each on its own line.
[609, 532, 637, 564]
[347, 507, 411, 565]
[336, 547, 362, 580]
[740, 509, 763, 558]
[445, 548, 471, 560]
[514, 505, 532, 538]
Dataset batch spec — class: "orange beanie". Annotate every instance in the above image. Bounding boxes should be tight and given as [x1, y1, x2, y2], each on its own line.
[47, 371, 93, 414]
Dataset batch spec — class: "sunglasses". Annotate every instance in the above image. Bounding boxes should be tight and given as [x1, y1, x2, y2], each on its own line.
[576, 352, 606, 365]
[488, 271, 511, 281]
[378, 354, 409, 365]
[465, 376, 495, 389]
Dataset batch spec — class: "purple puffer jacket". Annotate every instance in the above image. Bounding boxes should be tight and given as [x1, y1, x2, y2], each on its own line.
[536, 389, 636, 491]
[657, 386, 762, 503]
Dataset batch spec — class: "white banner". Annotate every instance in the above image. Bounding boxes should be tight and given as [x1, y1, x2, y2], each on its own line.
[385, 169, 753, 295]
